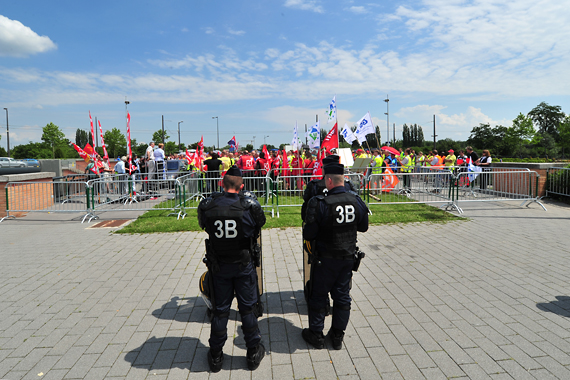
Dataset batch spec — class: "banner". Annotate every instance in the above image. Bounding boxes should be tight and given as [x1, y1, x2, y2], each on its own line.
[326, 95, 336, 123]
[340, 123, 357, 144]
[321, 123, 339, 154]
[307, 121, 320, 149]
[89, 111, 95, 147]
[98, 120, 108, 159]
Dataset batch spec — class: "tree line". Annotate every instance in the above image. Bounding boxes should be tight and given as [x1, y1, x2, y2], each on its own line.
[3, 102, 568, 160]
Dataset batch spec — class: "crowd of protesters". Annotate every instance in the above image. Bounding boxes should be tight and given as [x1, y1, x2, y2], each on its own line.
[84, 143, 493, 199]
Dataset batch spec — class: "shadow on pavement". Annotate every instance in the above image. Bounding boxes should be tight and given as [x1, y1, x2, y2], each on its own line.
[124, 292, 309, 372]
[536, 296, 570, 317]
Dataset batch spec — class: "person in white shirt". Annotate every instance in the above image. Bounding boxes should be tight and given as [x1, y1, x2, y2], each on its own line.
[154, 143, 166, 180]
[146, 142, 156, 182]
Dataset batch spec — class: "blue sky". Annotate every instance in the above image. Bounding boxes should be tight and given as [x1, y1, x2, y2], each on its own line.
[1, 0, 569, 151]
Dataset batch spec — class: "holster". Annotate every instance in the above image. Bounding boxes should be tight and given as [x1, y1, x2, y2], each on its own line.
[352, 246, 366, 272]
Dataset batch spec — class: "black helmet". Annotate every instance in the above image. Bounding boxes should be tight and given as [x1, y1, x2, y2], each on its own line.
[199, 271, 212, 310]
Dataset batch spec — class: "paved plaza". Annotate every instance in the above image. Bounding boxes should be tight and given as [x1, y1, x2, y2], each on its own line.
[1, 200, 569, 379]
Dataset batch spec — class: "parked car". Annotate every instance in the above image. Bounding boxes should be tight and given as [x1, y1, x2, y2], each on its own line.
[0, 157, 27, 168]
[21, 159, 41, 168]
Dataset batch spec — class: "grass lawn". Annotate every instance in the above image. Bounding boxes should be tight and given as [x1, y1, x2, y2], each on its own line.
[117, 200, 463, 234]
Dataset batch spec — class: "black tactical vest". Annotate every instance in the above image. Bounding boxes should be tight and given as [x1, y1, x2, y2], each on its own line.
[204, 197, 250, 263]
[317, 192, 359, 258]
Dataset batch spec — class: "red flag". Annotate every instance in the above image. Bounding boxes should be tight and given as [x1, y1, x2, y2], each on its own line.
[127, 112, 132, 174]
[262, 144, 269, 160]
[382, 167, 399, 191]
[72, 142, 90, 162]
[89, 111, 95, 147]
[83, 143, 94, 157]
[321, 123, 339, 154]
[281, 149, 290, 177]
[312, 149, 323, 180]
[98, 120, 108, 159]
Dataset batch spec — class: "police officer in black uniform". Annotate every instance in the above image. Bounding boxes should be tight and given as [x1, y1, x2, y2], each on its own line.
[302, 163, 369, 349]
[301, 154, 356, 221]
[198, 165, 266, 372]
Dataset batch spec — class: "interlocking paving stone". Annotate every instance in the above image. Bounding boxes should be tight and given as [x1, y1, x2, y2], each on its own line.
[2, 200, 570, 378]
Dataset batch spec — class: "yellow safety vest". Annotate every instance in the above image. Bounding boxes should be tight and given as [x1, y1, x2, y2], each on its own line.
[372, 156, 383, 174]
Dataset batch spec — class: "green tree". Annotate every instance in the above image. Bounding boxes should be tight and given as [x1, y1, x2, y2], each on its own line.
[528, 102, 565, 140]
[75, 129, 89, 147]
[152, 129, 170, 144]
[506, 113, 535, 157]
[467, 123, 495, 150]
[164, 141, 178, 155]
[557, 116, 570, 158]
[41, 122, 66, 159]
[104, 128, 127, 158]
[12, 142, 54, 159]
[402, 124, 410, 146]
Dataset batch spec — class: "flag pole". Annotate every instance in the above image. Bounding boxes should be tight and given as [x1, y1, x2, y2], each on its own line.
[335, 94, 339, 153]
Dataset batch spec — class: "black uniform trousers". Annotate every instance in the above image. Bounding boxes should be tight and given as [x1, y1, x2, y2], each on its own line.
[308, 256, 353, 332]
[210, 261, 261, 350]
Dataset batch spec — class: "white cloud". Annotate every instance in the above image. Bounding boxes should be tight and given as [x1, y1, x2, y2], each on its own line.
[263, 105, 353, 129]
[395, 104, 511, 139]
[228, 28, 245, 36]
[283, 0, 323, 13]
[202, 27, 214, 34]
[348, 6, 366, 14]
[181, 27, 189, 32]
[0, 15, 56, 57]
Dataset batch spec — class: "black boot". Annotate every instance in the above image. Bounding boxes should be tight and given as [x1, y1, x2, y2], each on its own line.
[327, 328, 344, 350]
[207, 348, 223, 373]
[246, 343, 265, 370]
[302, 328, 325, 349]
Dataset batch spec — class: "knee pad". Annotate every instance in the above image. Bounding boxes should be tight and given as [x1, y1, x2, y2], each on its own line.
[333, 302, 351, 312]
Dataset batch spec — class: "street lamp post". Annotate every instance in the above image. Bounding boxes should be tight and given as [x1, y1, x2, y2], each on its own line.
[125, 99, 130, 156]
[212, 116, 219, 149]
[178, 121, 183, 152]
[264, 135, 269, 145]
[253, 136, 256, 150]
[3, 108, 9, 157]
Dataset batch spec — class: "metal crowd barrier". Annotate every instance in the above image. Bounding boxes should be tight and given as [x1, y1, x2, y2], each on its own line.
[546, 167, 570, 200]
[454, 169, 545, 212]
[0, 180, 91, 222]
[365, 170, 459, 212]
[84, 175, 182, 222]
[178, 173, 275, 218]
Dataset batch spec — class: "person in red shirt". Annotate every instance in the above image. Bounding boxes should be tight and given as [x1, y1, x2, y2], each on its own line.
[304, 151, 316, 184]
[290, 151, 303, 190]
[271, 149, 281, 179]
[238, 151, 255, 190]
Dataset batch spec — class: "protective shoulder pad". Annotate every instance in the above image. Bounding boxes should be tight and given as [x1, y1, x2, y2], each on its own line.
[305, 195, 324, 225]
[240, 190, 258, 200]
[198, 193, 222, 229]
[241, 196, 266, 227]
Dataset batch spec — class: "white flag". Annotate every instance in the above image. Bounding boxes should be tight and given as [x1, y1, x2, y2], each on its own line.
[468, 158, 482, 182]
[307, 121, 320, 149]
[291, 122, 302, 151]
[340, 123, 357, 144]
[326, 96, 336, 123]
[355, 112, 374, 143]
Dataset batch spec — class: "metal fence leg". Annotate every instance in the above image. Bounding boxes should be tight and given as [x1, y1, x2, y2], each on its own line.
[0, 186, 15, 223]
